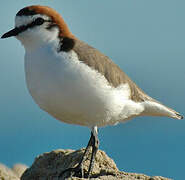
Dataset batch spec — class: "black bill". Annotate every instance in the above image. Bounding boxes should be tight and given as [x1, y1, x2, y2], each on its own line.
[1, 27, 20, 39]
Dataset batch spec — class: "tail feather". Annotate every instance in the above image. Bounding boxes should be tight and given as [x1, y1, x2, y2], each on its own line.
[141, 101, 183, 120]
[174, 112, 184, 120]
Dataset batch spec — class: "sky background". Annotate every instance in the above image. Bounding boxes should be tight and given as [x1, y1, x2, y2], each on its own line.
[0, 0, 185, 179]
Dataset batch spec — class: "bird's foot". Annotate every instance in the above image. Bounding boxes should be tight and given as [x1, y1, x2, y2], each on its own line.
[59, 164, 88, 179]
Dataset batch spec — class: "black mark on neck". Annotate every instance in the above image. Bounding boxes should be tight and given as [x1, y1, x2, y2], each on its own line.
[59, 37, 75, 52]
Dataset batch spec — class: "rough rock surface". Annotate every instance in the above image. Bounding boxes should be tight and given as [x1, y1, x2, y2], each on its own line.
[20, 149, 171, 180]
[12, 164, 28, 178]
[0, 163, 27, 180]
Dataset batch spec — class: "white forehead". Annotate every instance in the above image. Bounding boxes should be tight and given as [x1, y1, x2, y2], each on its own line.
[15, 14, 50, 27]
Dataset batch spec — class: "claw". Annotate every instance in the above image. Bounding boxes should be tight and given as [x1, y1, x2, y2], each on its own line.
[59, 165, 83, 178]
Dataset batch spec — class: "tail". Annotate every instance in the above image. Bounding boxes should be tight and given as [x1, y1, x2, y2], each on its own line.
[141, 100, 183, 120]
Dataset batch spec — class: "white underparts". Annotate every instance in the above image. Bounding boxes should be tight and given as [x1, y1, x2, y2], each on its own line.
[21, 28, 181, 127]
[24, 46, 147, 127]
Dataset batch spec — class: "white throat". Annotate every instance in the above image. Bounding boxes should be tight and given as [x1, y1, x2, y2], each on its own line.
[17, 27, 59, 51]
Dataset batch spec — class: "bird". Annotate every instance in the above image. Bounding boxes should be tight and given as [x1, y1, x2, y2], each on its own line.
[1, 5, 183, 178]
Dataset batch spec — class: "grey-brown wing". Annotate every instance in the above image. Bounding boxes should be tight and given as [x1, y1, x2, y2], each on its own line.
[73, 39, 151, 102]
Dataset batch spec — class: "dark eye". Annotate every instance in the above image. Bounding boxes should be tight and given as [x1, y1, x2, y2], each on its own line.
[34, 17, 45, 25]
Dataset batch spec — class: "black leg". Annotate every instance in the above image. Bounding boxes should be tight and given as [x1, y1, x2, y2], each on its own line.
[74, 132, 95, 177]
[87, 130, 99, 178]
[59, 131, 94, 178]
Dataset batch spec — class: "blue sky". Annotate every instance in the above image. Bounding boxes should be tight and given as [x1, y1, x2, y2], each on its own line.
[0, 1, 185, 179]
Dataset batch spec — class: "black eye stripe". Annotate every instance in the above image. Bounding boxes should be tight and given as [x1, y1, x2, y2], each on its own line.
[16, 18, 52, 35]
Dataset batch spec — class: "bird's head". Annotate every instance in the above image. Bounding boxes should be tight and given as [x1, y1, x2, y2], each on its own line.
[1, 5, 74, 50]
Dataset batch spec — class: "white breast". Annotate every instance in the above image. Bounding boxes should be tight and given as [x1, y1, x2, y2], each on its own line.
[24, 44, 144, 127]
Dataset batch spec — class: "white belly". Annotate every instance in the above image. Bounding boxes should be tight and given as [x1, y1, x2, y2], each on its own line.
[25, 47, 144, 127]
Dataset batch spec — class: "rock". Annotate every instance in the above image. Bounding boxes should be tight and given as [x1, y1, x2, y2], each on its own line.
[12, 164, 28, 178]
[21, 149, 171, 180]
[0, 163, 27, 180]
[0, 163, 19, 180]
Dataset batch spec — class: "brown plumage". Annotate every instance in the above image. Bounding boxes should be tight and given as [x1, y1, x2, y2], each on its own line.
[73, 39, 151, 102]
